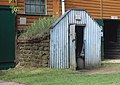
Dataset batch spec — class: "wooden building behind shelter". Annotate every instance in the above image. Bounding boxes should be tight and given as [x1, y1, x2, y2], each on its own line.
[1, 0, 120, 29]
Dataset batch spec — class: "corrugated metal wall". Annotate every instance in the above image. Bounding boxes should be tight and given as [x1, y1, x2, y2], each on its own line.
[85, 13, 101, 67]
[50, 9, 102, 68]
[50, 13, 69, 68]
[68, 10, 86, 24]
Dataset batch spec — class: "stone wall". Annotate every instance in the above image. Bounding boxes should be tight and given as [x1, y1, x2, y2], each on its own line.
[17, 35, 50, 67]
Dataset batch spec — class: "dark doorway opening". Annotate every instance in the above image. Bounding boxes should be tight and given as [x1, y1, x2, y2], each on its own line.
[75, 26, 85, 70]
[104, 20, 120, 59]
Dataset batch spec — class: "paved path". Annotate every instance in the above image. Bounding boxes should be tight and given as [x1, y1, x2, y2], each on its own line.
[0, 80, 26, 85]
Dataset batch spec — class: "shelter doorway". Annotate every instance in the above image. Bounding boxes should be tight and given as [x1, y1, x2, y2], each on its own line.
[75, 26, 85, 70]
[104, 20, 120, 59]
[69, 25, 85, 70]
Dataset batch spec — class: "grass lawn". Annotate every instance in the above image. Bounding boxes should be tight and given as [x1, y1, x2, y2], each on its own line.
[0, 63, 120, 85]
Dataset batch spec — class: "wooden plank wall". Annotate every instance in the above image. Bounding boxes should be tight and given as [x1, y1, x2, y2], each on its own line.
[65, 0, 120, 19]
[3, 0, 120, 29]
[17, 0, 24, 14]
[17, 15, 50, 29]
[53, 0, 60, 16]
[47, 0, 53, 15]
[0, 0, 17, 6]
[17, 0, 54, 15]
[59, 1, 62, 16]
[102, 0, 120, 19]
[65, 0, 101, 19]
[17, 0, 53, 30]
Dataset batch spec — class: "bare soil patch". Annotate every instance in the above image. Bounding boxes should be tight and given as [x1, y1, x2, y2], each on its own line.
[0, 80, 26, 85]
[103, 59, 120, 63]
[80, 59, 120, 75]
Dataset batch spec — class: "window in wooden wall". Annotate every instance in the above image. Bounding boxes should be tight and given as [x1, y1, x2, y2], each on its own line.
[25, 0, 46, 15]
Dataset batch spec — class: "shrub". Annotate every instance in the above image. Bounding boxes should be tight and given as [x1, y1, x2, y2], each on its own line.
[18, 17, 57, 39]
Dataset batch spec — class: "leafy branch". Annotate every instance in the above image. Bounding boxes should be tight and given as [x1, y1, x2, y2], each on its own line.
[8, 0, 19, 13]
[10, 6, 19, 13]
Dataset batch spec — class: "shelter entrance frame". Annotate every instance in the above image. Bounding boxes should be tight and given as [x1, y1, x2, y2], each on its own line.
[69, 24, 85, 70]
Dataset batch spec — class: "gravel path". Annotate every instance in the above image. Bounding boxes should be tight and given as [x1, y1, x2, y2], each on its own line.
[0, 80, 26, 85]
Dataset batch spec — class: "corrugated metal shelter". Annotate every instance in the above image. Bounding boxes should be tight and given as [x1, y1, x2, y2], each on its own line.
[50, 9, 102, 69]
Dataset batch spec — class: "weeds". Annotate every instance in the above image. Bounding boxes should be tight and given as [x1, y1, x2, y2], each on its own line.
[18, 17, 57, 39]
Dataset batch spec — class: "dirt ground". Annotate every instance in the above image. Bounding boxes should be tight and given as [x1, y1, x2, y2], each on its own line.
[81, 66, 120, 75]
[0, 80, 26, 85]
[103, 59, 120, 63]
[80, 59, 120, 75]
